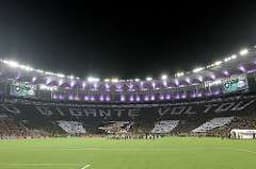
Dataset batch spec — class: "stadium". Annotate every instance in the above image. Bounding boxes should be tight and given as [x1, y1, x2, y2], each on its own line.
[1, 3, 256, 169]
[0, 46, 256, 168]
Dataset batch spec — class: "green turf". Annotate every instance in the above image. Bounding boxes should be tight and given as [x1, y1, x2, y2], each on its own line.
[0, 137, 255, 169]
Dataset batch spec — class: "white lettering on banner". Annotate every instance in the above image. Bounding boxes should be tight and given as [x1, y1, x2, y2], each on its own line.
[98, 109, 112, 119]
[69, 108, 83, 117]
[170, 106, 186, 115]
[1, 105, 20, 114]
[128, 109, 140, 119]
[184, 106, 196, 115]
[231, 100, 255, 111]
[203, 104, 218, 113]
[83, 108, 97, 117]
[113, 109, 125, 117]
[215, 102, 236, 113]
[36, 106, 53, 116]
[158, 107, 170, 116]
[56, 107, 65, 116]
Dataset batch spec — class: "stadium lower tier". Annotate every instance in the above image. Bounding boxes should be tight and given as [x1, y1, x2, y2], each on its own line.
[0, 94, 256, 138]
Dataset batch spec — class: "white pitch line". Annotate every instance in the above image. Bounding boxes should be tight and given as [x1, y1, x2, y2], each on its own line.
[81, 164, 91, 169]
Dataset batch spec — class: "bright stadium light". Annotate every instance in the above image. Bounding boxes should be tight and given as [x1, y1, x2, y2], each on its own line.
[161, 74, 168, 80]
[6, 60, 19, 67]
[146, 77, 152, 81]
[134, 78, 140, 82]
[111, 78, 119, 83]
[175, 72, 184, 77]
[193, 67, 204, 73]
[231, 54, 237, 59]
[240, 48, 249, 56]
[104, 78, 110, 82]
[214, 60, 223, 66]
[56, 73, 65, 78]
[68, 75, 74, 80]
[87, 76, 100, 82]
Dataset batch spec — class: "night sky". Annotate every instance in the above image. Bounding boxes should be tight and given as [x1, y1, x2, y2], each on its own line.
[1, 1, 256, 79]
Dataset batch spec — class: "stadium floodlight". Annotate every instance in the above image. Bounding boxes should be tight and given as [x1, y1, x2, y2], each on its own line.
[70, 81, 75, 87]
[111, 78, 119, 83]
[161, 74, 168, 80]
[223, 70, 229, 76]
[175, 72, 184, 77]
[146, 77, 152, 81]
[198, 75, 203, 82]
[104, 78, 110, 82]
[82, 81, 86, 88]
[136, 96, 140, 101]
[186, 77, 191, 83]
[210, 73, 216, 80]
[240, 48, 249, 56]
[58, 79, 63, 86]
[32, 77, 37, 82]
[87, 76, 100, 82]
[56, 73, 65, 78]
[214, 60, 223, 66]
[120, 95, 125, 101]
[239, 65, 246, 72]
[152, 82, 156, 88]
[36, 69, 44, 73]
[68, 75, 74, 80]
[193, 67, 204, 73]
[174, 79, 179, 86]
[231, 54, 237, 59]
[135, 78, 140, 82]
[163, 81, 167, 86]
[6, 60, 19, 67]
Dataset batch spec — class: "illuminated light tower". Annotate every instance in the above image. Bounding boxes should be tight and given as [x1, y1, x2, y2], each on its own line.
[223, 70, 229, 76]
[99, 95, 104, 101]
[165, 94, 171, 100]
[130, 96, 134, 102]
[32, 77, 37, 83]
[136, 96, 140, 102]
[58, 79, 64, 86]
[239, 49, 249, 56]
[152, 82, 156, 88]
[174, 79, 179, 86]
[161, 74, 168, 80]
[84, 96, 89, 101]
[163, 81, 167, 87]
[210, 73, 216, 80]
[144, 96, 149, 101]
[68, 95, 73, 100]
[106, 96, 111, 101]
[159, 95, 164, 100]
[185, 77, 191, 84]
[120, 95, 125, 102]
[82, 82, 86, 88]
[231, 54, 237, 59]
[198, 76, 203, 82]
[46, 78, 51, 85]
[146, 77, 153, 81]
[70, 81, 75, 88]
[239, 65, 246, 72]
[150, 95, 155, 101]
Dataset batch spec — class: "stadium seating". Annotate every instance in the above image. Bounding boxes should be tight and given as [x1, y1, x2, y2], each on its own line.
[98, 121, 133, 134]
[57, 121, 86, 134]
[192, 117, 234, 133]
[151, 120, 179, 133]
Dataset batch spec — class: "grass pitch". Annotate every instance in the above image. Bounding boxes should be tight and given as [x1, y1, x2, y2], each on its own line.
[0, 137, 255, 169]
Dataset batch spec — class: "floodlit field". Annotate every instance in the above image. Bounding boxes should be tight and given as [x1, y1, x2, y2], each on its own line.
[0, 137, 255, 169]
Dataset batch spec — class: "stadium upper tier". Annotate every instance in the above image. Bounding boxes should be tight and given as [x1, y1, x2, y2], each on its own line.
[0, 47, 256, 103]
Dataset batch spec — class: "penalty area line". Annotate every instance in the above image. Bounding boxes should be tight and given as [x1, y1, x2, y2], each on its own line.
[81, 164, 91, 169]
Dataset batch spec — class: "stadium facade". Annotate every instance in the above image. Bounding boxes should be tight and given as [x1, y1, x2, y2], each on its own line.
[0, 47, 256, 138]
